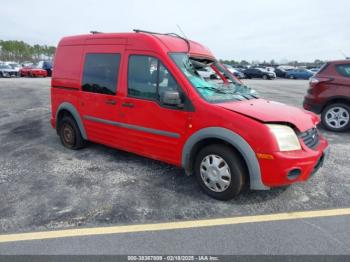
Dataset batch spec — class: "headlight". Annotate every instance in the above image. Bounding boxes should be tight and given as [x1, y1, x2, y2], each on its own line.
[267, 124, 301, 151]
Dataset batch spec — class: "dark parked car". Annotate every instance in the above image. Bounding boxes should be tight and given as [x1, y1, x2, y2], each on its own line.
[303, 60, 350, 132]
[286, 68, 314, 79]
[223, 64, 246, 79]
[275, 68, 289, 78]
[243, 68, 276, 80]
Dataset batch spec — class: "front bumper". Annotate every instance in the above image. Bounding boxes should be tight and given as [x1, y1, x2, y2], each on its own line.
[258, 136, 329, 187]
[32, 71, 47, 77]
[1, 71, 18, 77]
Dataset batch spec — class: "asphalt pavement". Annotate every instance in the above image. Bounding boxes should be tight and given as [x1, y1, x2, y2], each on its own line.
[0, 214, 349, 254]
[0, 77, 349, 255]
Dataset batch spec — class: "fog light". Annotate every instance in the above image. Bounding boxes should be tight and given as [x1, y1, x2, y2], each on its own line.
[287, 168, 301, 180]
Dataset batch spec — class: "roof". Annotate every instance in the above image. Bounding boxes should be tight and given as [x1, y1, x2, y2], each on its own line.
[58, 32, 215, 59]
[326, 59, 350, 64]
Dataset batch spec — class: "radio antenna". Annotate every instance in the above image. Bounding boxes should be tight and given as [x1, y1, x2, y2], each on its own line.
[339, 49, 349, 59]
[176, 24, 188, 39]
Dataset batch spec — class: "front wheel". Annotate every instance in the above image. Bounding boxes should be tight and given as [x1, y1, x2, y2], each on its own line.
[194, 144, 246, 200]
[321, 103, 350, 132]
[262, 75, 268, 80]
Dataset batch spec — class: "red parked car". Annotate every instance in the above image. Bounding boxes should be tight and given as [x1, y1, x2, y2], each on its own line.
[304, 60, 350, 132]
[20, 65, 48, 77]
[51, 30, 329, 200]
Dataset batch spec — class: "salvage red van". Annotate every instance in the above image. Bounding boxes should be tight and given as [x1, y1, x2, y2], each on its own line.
[51, 30, 329, 200]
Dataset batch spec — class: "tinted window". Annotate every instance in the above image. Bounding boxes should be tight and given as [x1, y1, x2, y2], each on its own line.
[128, 55, 180, 100]
[82, 53, 120, 95]
[336, 64, 350, 78]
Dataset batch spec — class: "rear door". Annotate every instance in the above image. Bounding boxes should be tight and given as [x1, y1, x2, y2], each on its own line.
[79, 45, 127, 148]
[119, 52, 192, 165]
[255, 69, 263, 77]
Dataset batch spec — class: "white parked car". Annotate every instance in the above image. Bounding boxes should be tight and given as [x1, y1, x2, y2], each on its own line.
[0, 64, 19, 77]
[5, 62, 22, 75]
[196, 66, 218, 79]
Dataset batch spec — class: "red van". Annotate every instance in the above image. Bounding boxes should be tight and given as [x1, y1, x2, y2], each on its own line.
[51, 30, 329, 200]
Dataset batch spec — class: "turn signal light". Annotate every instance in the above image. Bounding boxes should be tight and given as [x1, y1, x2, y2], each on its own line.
[256, 153, 274, 160]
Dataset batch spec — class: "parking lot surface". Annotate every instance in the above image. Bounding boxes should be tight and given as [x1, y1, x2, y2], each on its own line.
[1, 214, 350, 254]
[0, 78, 349, 234]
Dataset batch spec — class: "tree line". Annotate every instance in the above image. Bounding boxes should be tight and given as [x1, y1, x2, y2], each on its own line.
[0, 40, 56, 62]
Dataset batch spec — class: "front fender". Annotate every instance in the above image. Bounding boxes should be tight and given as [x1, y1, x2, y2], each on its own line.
[182, 127, 269, 190]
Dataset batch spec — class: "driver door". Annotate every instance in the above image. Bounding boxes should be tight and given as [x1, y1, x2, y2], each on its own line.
[120, 52, 192, 165]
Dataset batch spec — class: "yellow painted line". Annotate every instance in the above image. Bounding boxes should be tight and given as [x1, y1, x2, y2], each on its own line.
[0, 208, 349, 244]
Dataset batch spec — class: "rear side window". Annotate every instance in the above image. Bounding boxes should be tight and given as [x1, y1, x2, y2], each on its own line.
[82, 53, 121, 95]
[128, 55, 180, 100]
[336, 64, 350, 78]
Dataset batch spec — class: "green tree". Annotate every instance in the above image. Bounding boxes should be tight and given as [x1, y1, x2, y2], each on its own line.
[0, 40, 56, 62]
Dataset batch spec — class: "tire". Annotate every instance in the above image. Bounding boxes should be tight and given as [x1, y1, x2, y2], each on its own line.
[58, 116, 86, 149]
[262, 75, 268, 80]
[194, 144, 246, 200]
[288, 75, 295, 79]
[321, 103, 350, 132]
[0, 72, 3, 78]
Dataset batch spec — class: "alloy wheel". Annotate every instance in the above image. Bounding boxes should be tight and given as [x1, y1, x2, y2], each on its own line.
[325, 106, 350, 129]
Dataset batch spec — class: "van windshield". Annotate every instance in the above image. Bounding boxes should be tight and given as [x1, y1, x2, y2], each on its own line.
[169, 53, 258, 103]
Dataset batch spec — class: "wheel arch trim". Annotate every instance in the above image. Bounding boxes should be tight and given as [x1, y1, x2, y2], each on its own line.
[55, 102, 87, 140]
[182, 127, 269, 190]
[322, 96, 350, 111]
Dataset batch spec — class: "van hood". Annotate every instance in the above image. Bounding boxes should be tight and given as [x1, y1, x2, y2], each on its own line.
[217, 99, 319, 132]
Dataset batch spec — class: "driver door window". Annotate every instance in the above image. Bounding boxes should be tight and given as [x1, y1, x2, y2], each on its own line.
[128, 55, 180, 103]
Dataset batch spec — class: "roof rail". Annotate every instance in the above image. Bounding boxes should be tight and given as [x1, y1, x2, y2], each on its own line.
[133, 29, 190, 52]
[90, 31, 103, 34]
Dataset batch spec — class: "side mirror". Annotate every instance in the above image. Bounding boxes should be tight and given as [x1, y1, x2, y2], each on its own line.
[161, 90, 183, 108]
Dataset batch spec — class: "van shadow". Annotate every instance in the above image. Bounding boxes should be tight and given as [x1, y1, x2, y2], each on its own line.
[83, 141, 289, 206]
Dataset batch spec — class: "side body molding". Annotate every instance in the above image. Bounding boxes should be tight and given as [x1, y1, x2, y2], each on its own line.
[55, 102, 88, 140]
[182, 127, 269, 190]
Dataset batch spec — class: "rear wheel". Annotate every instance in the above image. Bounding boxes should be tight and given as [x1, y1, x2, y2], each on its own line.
[321, 103, 350, 132]
[194, 144, 246, 200]
[58, 116, 86, 149]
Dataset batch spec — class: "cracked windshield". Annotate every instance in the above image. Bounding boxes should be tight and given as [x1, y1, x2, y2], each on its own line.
[170, 53, 258, 102]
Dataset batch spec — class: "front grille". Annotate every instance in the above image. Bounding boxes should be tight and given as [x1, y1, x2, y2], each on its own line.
[299, 128, 320, 149]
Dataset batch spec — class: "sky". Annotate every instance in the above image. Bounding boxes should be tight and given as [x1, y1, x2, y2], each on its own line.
[1, 0, 349, 62]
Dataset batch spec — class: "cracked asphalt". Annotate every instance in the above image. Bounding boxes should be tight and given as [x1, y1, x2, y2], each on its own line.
[0, 77, 349, 234]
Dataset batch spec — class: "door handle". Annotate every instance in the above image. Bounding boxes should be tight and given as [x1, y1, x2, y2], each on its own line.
[105, 99, 117, 105]
[122, 102, 134, 108]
